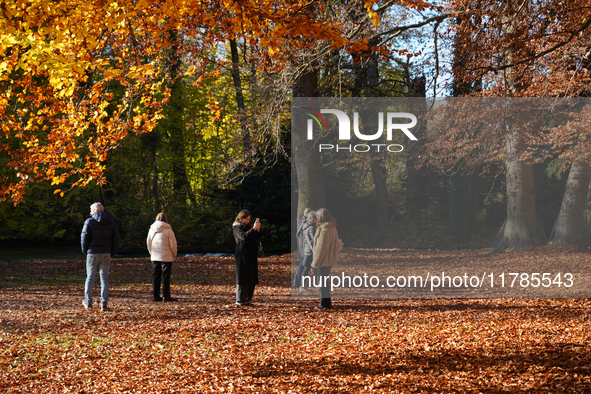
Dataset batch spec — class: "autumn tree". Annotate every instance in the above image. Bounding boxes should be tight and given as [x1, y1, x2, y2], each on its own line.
[0, 0, 178, 204]
[426, 0, 591, 252]
[0, 0, 358, 204]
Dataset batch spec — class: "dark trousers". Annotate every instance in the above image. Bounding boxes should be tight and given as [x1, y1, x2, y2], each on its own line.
[152, 261, 172, 299]
[236, 284, 255, 304]
[293, 254, 313, 286]
[316, 266, 332, 308]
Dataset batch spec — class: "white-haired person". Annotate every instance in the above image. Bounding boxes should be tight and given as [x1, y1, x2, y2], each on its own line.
[293, 210, 316, 289]
[294, 207, 312, 286]
[81, 202, 121, 311]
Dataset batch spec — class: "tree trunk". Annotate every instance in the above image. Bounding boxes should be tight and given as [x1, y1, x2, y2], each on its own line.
[504, 149, 537, 246]
[405, 76, 428, 219]
[292, 69, 325, 219]
[166, 28, 193, 205]
[230, 38, 252, 151]
[447, 12, 480, 242]
[350, 33, 388, 243]
[152, 146, 160, 213]
[490, 128, 546, 253]
[550, 163, 591, 248]
[366, 40, 389, 244]
[371, 158, 389, 244]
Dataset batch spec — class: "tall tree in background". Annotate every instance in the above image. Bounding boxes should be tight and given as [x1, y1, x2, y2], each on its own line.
[494, 1, 546, 253]
[163, 28, 194, 205]
[547, 52, 591, 248]
[292, 69, 325, 219]
[447, 11, 482, 240]
[404, 76, 429, 219]
[229, 38, 252, 153]
[349, 1, 389, 243]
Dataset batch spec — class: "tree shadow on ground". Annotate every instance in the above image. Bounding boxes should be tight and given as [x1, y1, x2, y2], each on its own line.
[246, 345, 591, 393]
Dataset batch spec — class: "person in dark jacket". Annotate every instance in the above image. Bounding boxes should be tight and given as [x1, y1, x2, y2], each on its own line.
[81, 202, 121, 311]
[232, 209, 261, 306]
[293, 210, 316, 289]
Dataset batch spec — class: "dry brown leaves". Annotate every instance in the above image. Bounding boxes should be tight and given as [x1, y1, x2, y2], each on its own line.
[0, 250, 590, 393]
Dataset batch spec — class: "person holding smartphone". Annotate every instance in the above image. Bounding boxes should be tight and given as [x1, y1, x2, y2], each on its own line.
[232, 210, 262, 306]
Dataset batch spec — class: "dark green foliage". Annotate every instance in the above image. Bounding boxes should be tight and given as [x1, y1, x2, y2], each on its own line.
[237, 155, 291, 252]
[0, 181, 97, 246]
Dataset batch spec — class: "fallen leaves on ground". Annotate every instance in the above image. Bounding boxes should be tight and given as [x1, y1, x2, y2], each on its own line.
[0, 248, 590, 393]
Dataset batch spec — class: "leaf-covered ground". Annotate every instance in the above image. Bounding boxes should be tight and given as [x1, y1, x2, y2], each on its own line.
[1, 249, 590, 393]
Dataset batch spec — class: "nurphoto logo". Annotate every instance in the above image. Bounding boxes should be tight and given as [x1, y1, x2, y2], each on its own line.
[303, 108, 418, 153]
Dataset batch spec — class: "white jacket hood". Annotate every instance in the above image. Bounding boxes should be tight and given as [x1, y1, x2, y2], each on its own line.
[150, 221, 172, 233]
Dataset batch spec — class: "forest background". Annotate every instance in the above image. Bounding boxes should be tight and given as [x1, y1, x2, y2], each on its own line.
[2, 0, 591, 256]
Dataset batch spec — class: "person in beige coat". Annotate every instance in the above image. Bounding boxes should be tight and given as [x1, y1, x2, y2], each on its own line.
[311, 208, 341, 310]
[147, 213, 178, 302]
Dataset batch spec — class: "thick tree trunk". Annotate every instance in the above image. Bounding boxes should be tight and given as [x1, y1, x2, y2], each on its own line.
[490, 129, 546, 253]
[550, 163, 591, 248]
[230, 38, 252, 151]
[504, 157, 537, 245]
[292, 69, 324, 218]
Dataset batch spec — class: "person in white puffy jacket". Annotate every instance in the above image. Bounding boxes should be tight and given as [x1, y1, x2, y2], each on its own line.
[147, 213, 178, 302]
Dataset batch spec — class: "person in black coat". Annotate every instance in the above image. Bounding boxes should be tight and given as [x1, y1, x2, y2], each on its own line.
[232, 209, 261, 306]
[81, 202, 121, 311]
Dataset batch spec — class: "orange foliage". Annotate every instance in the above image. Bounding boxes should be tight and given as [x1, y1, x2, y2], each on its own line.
[1, 0, 382, 204]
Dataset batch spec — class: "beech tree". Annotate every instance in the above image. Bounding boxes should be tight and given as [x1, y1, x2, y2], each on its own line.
[0, 0, 168, 203]
[426, 0, 591, 251]
[0, 0, 357, 204]
[546, 104, 591, 248]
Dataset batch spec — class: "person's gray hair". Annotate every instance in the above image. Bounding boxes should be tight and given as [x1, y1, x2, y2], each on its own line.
[306, 210, 316, 223]
[90, 202, 104, 213]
